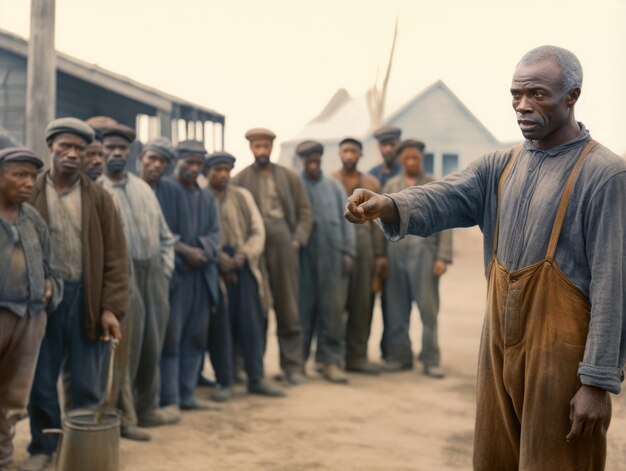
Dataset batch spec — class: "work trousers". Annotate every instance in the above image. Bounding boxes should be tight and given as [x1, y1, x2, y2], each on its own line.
[264, 220, 303, 374]
[132, 256, 170, 418]
[28, 281, 104, 455]
[208, 292, 234, 388]
[209, 256, 265, 386]
[384, 240, 440, 367]
[300, 240, 348, 366]
[345, 223, 376, 365]
[160, 270, 210, 407]
[0, 309, 46, 466]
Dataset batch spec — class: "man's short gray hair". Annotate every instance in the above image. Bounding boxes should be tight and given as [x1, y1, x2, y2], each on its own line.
[519, 45, 583, 92]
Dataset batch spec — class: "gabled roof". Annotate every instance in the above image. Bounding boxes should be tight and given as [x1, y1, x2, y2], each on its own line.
[0, 28, 224, 123]
[285, 92, 371, 144]
[283, 79, 501, 146]
[386, 80, 499, 144]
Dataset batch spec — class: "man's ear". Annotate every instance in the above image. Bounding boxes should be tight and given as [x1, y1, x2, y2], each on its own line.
[566, 87, 581, 108]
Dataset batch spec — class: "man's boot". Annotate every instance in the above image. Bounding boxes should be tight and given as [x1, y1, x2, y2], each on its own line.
[323, 363, 349, 384]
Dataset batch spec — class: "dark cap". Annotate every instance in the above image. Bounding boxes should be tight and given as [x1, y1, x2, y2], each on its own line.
[0, 147, 44, 169]
[338, 137, 363, 149]
[175, 140, 208, 160]
[296, 140, 324, 158]
[395, 139, 426, 157]
[373, 126, 402, 143]
[100, 123, 137, 143]
[206, 151, 236, 169]
[45, 117, 95, 144]
[245, 128, 276, 142]
[141, 137, 175, 162]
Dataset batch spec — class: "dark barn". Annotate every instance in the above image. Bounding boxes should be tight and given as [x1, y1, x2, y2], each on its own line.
[0, 28, 224, 169]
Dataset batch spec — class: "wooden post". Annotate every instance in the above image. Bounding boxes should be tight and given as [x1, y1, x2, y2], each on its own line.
[25, 0, 56, 166]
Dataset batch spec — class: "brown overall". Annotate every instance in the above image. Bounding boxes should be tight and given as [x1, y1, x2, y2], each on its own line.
[473, 141, 610, 471]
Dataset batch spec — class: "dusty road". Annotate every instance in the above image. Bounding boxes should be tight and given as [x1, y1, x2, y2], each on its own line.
[12, 227, 626, 470]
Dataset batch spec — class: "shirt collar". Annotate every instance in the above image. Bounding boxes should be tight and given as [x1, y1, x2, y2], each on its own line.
[523, 122, 591, 157]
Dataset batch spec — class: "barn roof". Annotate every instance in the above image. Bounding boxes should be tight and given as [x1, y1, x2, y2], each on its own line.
[0, 28, 224, 123]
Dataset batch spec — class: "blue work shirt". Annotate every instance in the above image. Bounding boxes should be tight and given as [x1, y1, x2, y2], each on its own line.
[379, 124, 626, 394]
[368, 160, 403, 189]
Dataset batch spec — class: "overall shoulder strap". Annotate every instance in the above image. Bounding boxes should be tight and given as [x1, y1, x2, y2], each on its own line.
[545, 140, 597, 261]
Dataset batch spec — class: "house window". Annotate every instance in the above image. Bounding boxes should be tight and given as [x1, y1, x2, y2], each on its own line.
[442, 153, 459, 175]
[423, 152, 434, 175]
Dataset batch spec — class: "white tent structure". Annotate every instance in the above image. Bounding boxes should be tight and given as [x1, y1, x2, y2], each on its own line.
[279, 80, 517, 178]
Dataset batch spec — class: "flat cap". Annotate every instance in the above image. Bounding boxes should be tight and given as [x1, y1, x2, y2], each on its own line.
[206, 151, 236, 169]
[100, 123, 137, 143]
[296, 140, 324, 158]
[395, 139, 426, 156]
[245, 128, 276, 142]
[45, 117, 95, 144]
[338, 137, 363, 149]
[86, 116, 118, 128]
[175, 140, 208, 160]
[0, 147, 44, 169]
[373, 126, 402, 142]
[142, 137, 175, 162]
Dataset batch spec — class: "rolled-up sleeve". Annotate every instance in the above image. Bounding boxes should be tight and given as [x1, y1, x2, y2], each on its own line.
[579, 171, 626, 394]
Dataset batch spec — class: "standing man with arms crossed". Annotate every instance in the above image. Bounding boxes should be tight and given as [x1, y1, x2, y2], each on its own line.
[346, 46, 626, 470]
[0, 148, 62, 471]
[23, 118, 127, 471]
[233, 128, 312, 385]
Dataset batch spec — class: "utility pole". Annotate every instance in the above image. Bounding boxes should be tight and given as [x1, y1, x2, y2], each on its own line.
[25, 0, 56, 165]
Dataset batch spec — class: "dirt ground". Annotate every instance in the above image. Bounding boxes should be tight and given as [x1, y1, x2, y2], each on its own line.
[11, 227, 626, 470]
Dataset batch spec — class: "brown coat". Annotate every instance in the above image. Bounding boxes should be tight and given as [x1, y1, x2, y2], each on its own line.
[232, 163, 313, 246]
[30, 172, 128, 340]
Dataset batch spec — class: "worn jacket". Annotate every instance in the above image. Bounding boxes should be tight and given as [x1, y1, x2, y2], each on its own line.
[212, 184, 272, 313]
[30, 172, 129, 340]
[232, 163, 313, 246]
[0, 203, 63, 316]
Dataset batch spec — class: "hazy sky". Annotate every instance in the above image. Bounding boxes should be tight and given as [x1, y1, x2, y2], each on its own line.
[1, 0, 625, 169]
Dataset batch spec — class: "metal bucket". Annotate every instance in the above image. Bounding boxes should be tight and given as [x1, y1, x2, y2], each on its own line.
[44, 340, 120, 471]
[53, 409, 121, 471]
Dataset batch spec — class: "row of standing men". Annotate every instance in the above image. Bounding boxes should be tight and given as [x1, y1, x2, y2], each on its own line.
[0, 117, 451, 471]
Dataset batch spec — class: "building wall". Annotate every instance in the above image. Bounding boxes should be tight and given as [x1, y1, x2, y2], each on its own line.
[279, 84, 516, 181]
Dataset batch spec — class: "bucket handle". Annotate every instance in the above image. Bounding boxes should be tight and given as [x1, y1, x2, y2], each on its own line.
[94, 339, 118, 424]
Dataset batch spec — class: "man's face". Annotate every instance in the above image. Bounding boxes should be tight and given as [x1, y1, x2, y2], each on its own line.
[511, 58, 579, 148]
[400, 147, 423, 177]
[250, 138, 273, 167]
[303, 153, 322, 180]
[140, 150, 170, 185]
[48, 133, 87, 177]
[0, 161, 39, 205]
[209, 164, 232, 192]
[339, 143, 362, 172]
[176, 154, 204, 185]
[103, 135, 130, 176]
[83, 140, 104, 181]
[379, 138, 398, 165]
